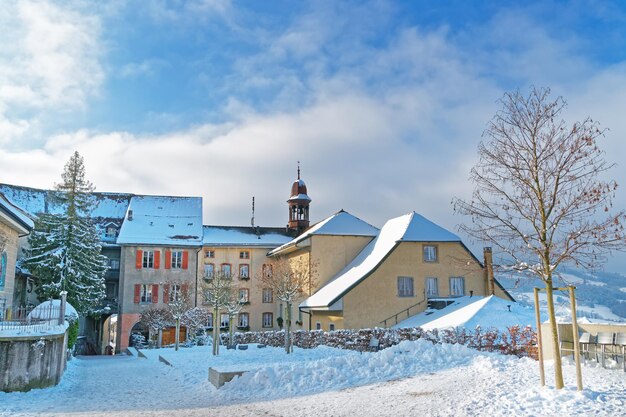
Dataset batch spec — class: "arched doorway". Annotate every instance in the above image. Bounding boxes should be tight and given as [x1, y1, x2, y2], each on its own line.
[129, 321, 149, 349]
[102, 314, 118, 355]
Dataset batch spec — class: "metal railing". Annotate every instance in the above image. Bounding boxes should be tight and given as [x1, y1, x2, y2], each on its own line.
[0, 303, 64, 333]
[379, 295, 427, 327]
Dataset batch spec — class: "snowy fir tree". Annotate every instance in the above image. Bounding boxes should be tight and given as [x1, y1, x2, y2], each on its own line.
[23, 151, 108, 315]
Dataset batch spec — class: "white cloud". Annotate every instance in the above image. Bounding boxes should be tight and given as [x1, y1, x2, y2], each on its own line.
[0, 0, 103, 145]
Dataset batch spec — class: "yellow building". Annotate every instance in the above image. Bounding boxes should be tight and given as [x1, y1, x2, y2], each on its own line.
[270, 210, 513, 331]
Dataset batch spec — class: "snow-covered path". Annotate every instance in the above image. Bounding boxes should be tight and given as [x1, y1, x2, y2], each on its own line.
[1, 341, 624, 417]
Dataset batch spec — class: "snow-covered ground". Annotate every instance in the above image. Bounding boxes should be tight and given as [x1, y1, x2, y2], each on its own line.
[1, 341, 624, 417]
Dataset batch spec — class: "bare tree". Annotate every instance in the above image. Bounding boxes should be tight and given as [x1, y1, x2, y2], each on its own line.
[201, 270, 235, 355]
[223, 287, 246, 347]
[181, 306, 212, 343]
[454, 87, 625, 389]
[260, 256, 318, 354]
[164, 282, 191, 351]
[140, 306, 173, 348]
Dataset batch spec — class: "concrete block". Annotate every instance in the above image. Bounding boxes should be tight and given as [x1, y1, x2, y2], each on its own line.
[208, 367, 249, 388]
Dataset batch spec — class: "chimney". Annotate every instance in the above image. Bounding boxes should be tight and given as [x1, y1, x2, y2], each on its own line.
[128, 209, 133, 221]
[483, 247, 495, 296]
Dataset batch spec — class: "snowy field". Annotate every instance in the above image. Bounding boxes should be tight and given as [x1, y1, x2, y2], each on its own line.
[1, 341, 624, 417]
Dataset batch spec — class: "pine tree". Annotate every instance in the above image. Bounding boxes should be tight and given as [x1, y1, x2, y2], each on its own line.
[24, 151, 108, 315]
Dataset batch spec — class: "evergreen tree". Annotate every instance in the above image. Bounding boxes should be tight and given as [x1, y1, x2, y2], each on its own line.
[24, 151, 107, 314]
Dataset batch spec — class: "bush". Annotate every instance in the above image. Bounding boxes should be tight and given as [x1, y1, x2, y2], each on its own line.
[67, 320, 79, 349]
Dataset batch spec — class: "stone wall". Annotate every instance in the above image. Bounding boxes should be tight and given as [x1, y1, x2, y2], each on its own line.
[0, 329, 67, 392]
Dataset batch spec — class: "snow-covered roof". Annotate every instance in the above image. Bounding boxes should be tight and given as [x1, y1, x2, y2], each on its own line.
[300, 212, 463, 309]
[287, 193, 312, 202]
[0, 192, 34, 234]
[0, 183, 132, 221]
[117, 196, 203, 246]
[203, 226, 292, 247]
[269, 210, 379, 255]
[393, 296, 534, 331]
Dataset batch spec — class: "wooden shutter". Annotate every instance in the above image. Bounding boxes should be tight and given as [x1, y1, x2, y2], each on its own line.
[154, 250, 161, 269]
[181, 283, 189, 298]
[165, 250, 171, 269]
[134, 284, 141, 303]
[182, 251, 189, 270]
[135, 250, 143, 269]
[163, 284, 170, 303]
[152, 284, 159, 303]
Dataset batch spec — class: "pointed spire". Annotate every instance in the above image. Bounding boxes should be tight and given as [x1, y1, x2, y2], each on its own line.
[297, 161, 300, 180]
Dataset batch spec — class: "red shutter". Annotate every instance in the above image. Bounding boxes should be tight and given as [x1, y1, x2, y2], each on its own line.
[163, 284, 170, 303]
[154, 250, 161, 269]
[181, 283, 189, 298]
[134, 284, 141, 303]
[182, 251, 189, 270]
[135, 250, 143, 269]
[165, 250, 171, 269]
[152, 284, 159, 303]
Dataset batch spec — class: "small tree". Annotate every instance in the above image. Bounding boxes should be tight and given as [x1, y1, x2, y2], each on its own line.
[454, 87, 625, 389]
[260, 256, 318, 354]
[223, 287, 245, 346]
[181, 307, 212, 343]
[165, 282, 191, 351]
[140, 306, 173, 347]
[23, 151, 108, 314]
[201, 270, 234, 355]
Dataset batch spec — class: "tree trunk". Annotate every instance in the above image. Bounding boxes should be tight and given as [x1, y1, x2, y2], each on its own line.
[212, 307, 220, 356]
[229, 314, 235, 346]
[545, 279, 564, 389]
[175, 318, 180, 351]
[285, 302, 292, 354]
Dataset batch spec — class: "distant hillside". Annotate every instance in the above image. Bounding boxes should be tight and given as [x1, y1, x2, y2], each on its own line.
[496, 268, 626, 323]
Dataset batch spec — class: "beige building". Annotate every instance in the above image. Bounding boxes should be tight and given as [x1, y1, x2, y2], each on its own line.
[270, 211, 513, 331]
[0, 193, 33, 319]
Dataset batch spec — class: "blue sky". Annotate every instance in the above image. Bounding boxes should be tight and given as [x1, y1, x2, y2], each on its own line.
[2, 0, 626, 270]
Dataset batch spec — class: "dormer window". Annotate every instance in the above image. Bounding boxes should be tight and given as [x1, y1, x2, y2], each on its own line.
[105, 226, 118, 239]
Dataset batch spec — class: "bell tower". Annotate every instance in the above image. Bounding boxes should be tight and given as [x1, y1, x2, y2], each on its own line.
[287, 162, 311, 235]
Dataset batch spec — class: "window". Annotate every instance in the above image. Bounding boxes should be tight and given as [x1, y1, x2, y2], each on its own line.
[221, 263, 232, 278]
[329, 323, 335, 331]
[0, 251, 6, 290]
[207, 313, 214, 328]
[262, 312, 273, 328]
[140, 284, 153, 303]
[220, 313, 229, 328]
[239, 264, 250, 279]
[142, 251, 154, 268]
[105, 282, 117, 299]
[426, 277, 439, 297]
[205, 250, 215, 258]
[239, 288, 249, 303]
[450, 277, 465, 297]
[316, 322, 321, 330]
[397, 276, 414, 297]
[169, 284, 181, 303]
[238, 313, 249, 328]
[108, 258, 120, 270]
[262, 264, 273, 278]
[239, 251, 250, 259]
[423, 245, 438, 262]
[171, 251, 183, 269]
[262, 288, 273, 303]
[105, 226, 117, 239]
[204, 263, 215, 278]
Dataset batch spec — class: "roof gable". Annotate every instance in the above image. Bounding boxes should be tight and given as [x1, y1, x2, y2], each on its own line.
[400, 212, 461, 242]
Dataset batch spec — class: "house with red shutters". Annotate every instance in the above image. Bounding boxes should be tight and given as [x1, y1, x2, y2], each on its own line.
[116, 196, 203, 350]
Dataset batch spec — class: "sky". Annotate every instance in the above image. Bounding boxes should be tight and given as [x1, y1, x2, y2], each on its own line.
[1, 0, 626, 271]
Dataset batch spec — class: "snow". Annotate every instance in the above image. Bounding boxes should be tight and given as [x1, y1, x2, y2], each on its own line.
[287, 193, 311, 201]
[117, 196, 203, 246]
[28, 299, 78, 321]
[1, 340, 624, 417]
[0, 193, 34, 231]
[394, 296, 536, 331]
[0, 322, 67, 338]
[269, 210, 379, 255]
[203, 226, 292, 247]
[300, 212, 464, 309]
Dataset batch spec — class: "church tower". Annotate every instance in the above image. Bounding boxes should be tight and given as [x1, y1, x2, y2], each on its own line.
[287, 163, 311, 235]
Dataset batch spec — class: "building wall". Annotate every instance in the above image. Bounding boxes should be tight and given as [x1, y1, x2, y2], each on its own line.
[198, 246, 281, 332]
[309, 235, 374, 287]
[339, 241, 486, 330]
[117, 245, 199, 351]
[0, 222, 20, 318]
